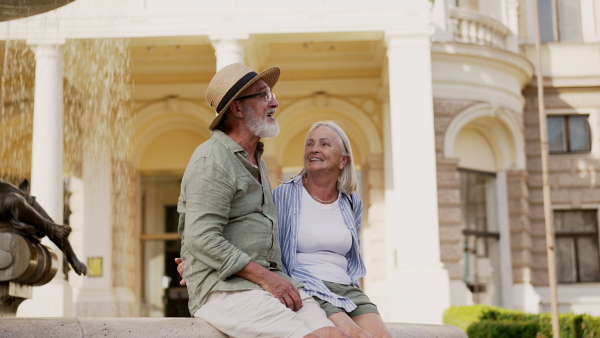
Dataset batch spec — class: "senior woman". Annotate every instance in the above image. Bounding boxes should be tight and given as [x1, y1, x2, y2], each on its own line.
[273, 121, 391, 338]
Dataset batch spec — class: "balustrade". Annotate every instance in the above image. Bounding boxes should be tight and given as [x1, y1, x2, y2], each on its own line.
[448, 8, 510, 51]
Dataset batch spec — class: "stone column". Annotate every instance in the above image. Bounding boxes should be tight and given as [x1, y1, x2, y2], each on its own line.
[73, 139, 115, 316]
[384, 30, 450, 324]
[504, 0, 520, 53]
[210, 36, 248, 71]
[436, 158, 470, 305]
[360, 155, 390, 318]
[507, 169, 539, 312]
[17, 41, 73, 317]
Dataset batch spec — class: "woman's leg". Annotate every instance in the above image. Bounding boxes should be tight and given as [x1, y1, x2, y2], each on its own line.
[328, 312, 372, 338]
[351, 313, 392, 338]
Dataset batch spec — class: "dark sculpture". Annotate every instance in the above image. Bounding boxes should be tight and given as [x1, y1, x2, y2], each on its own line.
[0, 179, 87, 276]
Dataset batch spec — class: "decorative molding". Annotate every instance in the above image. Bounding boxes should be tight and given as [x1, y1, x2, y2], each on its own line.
[431, 42, 533, 113]
[270, 95, 382, 163]
[443, 103, 526, 170]
[131, 99, 212, 166]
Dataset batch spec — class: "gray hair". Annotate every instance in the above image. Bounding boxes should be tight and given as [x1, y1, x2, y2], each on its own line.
[299, 121, 358, 194]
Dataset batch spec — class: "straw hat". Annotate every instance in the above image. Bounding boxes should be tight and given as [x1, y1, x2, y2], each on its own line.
[205, 63, 280, 130]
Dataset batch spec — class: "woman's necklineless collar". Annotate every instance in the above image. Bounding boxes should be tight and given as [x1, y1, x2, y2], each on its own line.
[303, 176, 338, 204]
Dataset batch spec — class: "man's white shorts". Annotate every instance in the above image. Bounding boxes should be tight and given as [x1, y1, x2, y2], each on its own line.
[194, 288, 334, 338]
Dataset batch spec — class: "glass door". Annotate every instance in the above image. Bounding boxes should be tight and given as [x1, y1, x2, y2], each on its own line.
[460, 169, 502, 306]
[141, 176, 189, 317]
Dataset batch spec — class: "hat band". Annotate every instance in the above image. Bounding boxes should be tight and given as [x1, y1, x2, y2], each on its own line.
[216, 71, 258, 113]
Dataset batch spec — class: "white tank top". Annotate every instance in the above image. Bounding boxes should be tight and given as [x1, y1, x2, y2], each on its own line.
[296, 186, 352, 285]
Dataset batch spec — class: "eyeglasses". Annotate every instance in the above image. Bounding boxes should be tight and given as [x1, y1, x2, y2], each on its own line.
[234, 91, 275, 102]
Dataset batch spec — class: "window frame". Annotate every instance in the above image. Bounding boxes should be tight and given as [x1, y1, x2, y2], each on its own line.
[458, 168, 502, 303]
[538, 0, 583, 43]
[547, 114, 591, 154]
[554, 209, 600, 284]
[546, 109, 593, 155]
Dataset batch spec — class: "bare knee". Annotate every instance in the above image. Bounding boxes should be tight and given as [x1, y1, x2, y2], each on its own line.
[374, 332, 393, 338]
[313, 326, 351, 338]
[347, 326, 372, 338]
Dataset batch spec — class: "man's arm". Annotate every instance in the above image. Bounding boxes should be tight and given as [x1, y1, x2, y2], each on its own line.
[180, 158, 302, 310]
[182, 157, 252, 279]
[174, 258, 302, 311]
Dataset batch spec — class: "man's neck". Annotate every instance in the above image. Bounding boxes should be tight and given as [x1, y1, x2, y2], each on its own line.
[225, 129, 261, 165]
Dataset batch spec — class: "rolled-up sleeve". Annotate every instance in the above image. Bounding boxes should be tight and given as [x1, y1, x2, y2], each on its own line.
[182, 156, 251, 280]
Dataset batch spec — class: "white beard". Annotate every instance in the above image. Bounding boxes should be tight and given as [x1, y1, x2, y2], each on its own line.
[244, 108, 280, 138]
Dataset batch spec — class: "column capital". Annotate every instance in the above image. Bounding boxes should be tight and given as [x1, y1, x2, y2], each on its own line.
[208, 34, 249, 45]
[384, 28, 434, 49]
[209, 36, 249, 71]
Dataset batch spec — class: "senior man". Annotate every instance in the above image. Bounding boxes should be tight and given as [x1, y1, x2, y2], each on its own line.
[178, 63, 347, 338]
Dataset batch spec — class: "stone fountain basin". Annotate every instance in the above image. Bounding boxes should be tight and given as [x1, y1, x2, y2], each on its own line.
[0, 0, 76, 22]
[0, 317, 467, 337]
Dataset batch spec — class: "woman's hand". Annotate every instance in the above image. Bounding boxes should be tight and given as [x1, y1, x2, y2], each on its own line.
[174, 257, 186, 286]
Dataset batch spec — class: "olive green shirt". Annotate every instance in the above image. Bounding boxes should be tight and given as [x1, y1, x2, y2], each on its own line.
[178, 129, 302, 315]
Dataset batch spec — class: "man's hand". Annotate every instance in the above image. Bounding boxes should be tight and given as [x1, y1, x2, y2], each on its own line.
[174, 258, 301, 311]
[236, 261, 303, 312]
[259, 269, 303, 312]
[174, 257, 186, 286]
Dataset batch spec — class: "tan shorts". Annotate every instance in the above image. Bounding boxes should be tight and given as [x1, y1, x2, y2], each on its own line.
[194, 289, 335, 338]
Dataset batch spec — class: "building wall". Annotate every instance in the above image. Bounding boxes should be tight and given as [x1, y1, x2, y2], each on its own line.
[434, 99, 476, 288]
[524, 90, 600, 287]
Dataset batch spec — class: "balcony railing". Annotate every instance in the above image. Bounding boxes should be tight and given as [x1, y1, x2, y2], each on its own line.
[447, 8, 510, 51]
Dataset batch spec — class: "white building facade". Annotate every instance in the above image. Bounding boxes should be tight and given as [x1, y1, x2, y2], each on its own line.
[0, 0, 599, 324]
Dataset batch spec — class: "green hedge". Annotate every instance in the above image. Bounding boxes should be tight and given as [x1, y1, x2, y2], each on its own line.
[444, 305, 600, 338]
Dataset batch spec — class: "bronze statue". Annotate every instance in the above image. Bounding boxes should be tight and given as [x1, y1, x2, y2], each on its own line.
[0, 179, 87, 276]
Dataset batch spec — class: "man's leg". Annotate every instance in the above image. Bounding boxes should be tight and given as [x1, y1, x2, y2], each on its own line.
[195, 289, 338, 338]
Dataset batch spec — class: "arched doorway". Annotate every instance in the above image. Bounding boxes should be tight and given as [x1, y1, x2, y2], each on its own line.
[444, 104, 525, 307]
[132, 101, 211, 317]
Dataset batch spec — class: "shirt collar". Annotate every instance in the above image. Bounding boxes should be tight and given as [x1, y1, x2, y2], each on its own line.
[211, 129, 265, 160]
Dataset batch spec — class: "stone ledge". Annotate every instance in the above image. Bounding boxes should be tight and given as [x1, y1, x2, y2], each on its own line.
[0, 317, 467, 337]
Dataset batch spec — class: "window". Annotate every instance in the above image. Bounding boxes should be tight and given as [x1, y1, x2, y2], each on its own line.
[555, 210, 600, 283]
[460, 169, 502, 305]
[538, 0, 582, 42]
[547, 115, 591, 154]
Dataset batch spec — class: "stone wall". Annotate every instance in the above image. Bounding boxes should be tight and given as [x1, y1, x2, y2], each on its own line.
[506, 169, 532, 284]
[433, 99, 477, 282]
[523, 89, 600, 286]
[433, 98, 534, 288]
[0, 317, 468, 338]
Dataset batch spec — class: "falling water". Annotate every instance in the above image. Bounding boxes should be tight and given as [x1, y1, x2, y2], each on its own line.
[0, 40, 34, 185]
[1, 38, 137, 316]
[62, 38, 137, 316]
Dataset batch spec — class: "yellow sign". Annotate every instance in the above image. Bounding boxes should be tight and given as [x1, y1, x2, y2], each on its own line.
[87, 257, 103, 277]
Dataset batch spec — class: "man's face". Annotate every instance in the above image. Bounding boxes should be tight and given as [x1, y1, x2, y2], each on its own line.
[238, 80, 280, 138]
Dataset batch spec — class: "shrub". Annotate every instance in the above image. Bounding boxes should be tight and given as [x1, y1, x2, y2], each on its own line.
[467, 320, 539, 338]
[581, 315, 600, 337]
[444, 305, 600, 337]
[443, 305, 495, 332]
[479, 308, 538, 322]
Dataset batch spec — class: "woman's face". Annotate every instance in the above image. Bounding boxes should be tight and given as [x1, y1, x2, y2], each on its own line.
[304, 126, 348, 175]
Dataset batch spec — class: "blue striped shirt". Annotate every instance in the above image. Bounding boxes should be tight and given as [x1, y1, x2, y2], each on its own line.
[273, 175, 367, 312]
